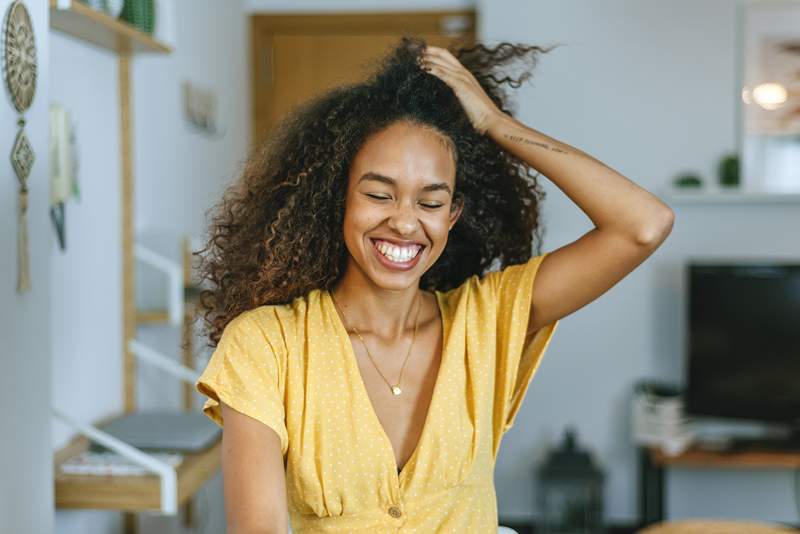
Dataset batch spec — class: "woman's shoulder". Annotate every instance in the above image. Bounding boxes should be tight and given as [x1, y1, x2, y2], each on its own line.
[227, 302, 285, 329]
[433, 267, 494, 304]
[223, 288, 326, 347]
[233, 287, 321, 323]
[220, 302, 291, 346]
[434, 254, 548, 315]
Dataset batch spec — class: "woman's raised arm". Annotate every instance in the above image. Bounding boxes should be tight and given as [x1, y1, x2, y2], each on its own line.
[421, 45, 674, 333]
[486, 112, 674, 332]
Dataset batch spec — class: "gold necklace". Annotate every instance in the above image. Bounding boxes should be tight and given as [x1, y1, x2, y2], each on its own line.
[330, 289, 422, 397]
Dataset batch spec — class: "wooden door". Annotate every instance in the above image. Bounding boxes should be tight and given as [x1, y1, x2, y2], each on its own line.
[250, 11, 476, 147]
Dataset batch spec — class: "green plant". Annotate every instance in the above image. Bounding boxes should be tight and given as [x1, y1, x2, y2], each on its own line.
[718, 153, 740, 187]
[673, 172, 702, 188]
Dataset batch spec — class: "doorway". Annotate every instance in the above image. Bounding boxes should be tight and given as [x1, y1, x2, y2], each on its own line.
[250, 10, 477, 146]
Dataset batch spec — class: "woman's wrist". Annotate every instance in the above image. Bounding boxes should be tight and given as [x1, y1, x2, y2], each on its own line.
[484, 111, 517, 139]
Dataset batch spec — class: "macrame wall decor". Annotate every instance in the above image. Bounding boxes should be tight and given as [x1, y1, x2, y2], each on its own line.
[3, 0, 37, 293]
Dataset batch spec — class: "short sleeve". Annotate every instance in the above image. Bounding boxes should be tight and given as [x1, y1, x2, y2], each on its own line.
[195, 308, 289, 456]
[483, 252, 559, 435]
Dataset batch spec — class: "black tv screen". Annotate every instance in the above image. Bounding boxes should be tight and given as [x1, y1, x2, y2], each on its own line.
[685, 261, 800, 426]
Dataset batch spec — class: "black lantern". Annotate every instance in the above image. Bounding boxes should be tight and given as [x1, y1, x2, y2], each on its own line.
[536, 427, 605, 534]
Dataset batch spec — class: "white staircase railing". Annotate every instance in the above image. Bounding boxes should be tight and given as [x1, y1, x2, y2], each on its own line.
[134, 242, 184, 326]
[53, 340, 202, 515]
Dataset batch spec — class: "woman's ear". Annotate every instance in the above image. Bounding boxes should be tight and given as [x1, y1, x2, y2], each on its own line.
[449, 196, 464, 229]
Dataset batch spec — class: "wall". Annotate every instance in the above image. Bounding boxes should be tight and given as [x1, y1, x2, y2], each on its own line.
[246, 0, 474, 12]
[0, 2, 51, 533]
[480, 0, 800, 525]
[50, 1, 249, 532]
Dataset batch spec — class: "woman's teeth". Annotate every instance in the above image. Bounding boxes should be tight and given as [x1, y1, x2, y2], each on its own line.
[374, 239, 422, 263]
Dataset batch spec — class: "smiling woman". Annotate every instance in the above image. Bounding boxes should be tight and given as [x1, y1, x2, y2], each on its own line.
[343, 121, 461, 280]
[194, 37, 552, 348]
[193, 35, 567, 533]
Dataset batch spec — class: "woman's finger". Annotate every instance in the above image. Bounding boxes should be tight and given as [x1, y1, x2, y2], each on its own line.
[424, 49, 478, 87]
[424, 63, 464, 89]
[424, 46, 464, 71]
[422, 56, 467, 82]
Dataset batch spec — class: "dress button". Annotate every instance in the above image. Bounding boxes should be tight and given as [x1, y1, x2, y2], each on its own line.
[388, 505, 402, 518]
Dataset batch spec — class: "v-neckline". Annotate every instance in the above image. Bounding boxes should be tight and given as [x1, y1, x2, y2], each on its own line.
[324, 288, 448, 484]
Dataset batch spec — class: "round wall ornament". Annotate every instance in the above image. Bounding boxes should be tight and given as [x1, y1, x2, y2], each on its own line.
[4, 0, 36, 112]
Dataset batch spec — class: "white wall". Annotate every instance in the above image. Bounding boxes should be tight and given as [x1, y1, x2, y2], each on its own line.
[50, 1, 249, 533]
[481, 0, 800, 525]
[246, 0, 474, 12]
[0, 2, 51, 533]
[50, 27, 123, 454]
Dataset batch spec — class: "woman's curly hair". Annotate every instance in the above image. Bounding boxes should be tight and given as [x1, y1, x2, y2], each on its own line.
[195, 36, 557, 347]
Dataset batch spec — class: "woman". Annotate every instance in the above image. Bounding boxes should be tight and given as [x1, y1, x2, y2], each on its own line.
[195, 37, 674, 533]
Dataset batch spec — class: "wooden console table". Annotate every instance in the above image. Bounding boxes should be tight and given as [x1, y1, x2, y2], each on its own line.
[639, 444, 800, 525]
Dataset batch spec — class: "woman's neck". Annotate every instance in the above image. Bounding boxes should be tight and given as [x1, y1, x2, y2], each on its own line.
[331, 269, 423, 341]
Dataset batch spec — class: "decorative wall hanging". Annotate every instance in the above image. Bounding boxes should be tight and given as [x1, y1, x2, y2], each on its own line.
[49, 103, 81, 251]
[3, 0, 37, 293]
[182, 80, 225, 139]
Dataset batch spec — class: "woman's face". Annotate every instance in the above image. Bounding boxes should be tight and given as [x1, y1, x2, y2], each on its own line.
[342, 120, 462, 290]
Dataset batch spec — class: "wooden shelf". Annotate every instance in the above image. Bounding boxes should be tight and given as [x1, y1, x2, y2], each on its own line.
[49, 0, 171, 54]
[54, 414, 221, 511]
[136, 309, 170, 324]
[648, 445, 800, 469]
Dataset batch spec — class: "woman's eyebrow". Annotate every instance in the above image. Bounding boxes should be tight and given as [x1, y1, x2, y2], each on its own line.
[358, 171, 452, 194]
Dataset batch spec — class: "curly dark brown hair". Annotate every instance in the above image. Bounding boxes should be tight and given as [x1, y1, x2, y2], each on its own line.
[195, 35, 558, 347]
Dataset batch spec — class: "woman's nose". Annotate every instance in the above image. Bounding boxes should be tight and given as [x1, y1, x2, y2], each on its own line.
[387, 202, 419, 235]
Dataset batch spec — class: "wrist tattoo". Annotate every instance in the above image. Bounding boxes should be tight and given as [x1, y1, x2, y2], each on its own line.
[503, 133, 569, 154]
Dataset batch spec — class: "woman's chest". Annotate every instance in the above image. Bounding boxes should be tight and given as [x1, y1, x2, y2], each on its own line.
[353, 316, 443, 473]
[280, 321, 496, 518]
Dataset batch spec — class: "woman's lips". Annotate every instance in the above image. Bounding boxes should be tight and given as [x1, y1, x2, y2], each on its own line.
[369, 238, 424, 271]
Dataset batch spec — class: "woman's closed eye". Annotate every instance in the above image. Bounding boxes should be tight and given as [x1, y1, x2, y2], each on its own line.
[364, 193, 444, 209]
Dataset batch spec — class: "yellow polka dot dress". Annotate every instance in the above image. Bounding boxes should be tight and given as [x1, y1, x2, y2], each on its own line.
[196, 253, 559, 533]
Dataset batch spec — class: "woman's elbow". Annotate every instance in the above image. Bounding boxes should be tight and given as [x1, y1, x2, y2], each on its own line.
[635, 207, 675, 247]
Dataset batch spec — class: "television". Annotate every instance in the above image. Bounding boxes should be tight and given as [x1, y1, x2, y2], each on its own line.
[685, 260, 800, 443]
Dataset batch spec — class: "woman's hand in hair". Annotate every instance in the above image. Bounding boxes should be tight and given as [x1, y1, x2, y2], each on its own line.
[419, 45, 504, 135]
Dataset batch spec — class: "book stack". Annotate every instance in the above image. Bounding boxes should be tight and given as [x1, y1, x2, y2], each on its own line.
[631, 381, 695, 456]
[60, 451, 183, 476]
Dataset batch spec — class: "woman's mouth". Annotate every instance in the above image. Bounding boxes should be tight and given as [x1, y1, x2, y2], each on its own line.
[369, 238, 424, 270]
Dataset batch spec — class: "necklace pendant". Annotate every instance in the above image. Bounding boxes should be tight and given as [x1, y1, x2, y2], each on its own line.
[391, 385, 402, 396]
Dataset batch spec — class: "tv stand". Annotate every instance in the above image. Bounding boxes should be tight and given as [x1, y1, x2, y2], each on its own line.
[639, 443, 800, 527]
[726, 436, 800, 453]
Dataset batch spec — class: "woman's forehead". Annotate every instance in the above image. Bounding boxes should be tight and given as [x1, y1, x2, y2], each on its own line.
[350, 121, 456, 184]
